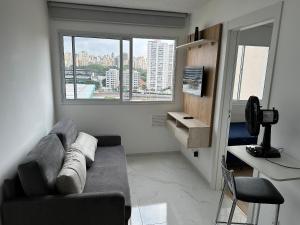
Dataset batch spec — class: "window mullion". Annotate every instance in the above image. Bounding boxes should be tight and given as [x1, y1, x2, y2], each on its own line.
[237, 45, 245, 100]
[129, 38, 133, 101]
[120, 39, 123, 101]
[72, 36, 77, 99]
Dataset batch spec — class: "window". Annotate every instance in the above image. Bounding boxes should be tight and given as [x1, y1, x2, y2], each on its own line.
[132, 38, 175, 101]
[233, 45, 269, 101]
[61, 35, 176, 102]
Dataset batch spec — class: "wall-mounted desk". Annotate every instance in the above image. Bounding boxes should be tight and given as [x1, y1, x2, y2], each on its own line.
[227, 145, 300, 224]
[227, 145, 300, 181]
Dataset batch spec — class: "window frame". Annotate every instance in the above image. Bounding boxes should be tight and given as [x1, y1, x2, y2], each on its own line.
[232, 44, 269, 104]
[58, 30, 178, 105]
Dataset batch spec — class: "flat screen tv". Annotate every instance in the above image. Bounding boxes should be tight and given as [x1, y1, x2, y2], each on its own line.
[183, 66, 205, 96]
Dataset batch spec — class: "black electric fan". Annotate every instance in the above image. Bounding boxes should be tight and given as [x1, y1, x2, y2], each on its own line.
[245, 96, 281, 158]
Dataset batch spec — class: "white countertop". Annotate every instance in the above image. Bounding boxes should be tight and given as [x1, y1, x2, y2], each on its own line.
[227, 145, 300, 181]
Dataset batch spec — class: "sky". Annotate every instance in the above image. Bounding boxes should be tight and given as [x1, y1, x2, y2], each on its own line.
[63, 36, 175, 57]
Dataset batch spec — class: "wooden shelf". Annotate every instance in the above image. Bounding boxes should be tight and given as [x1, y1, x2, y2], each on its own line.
[167, 112, 210, 148]
[176, 39, 215, 50]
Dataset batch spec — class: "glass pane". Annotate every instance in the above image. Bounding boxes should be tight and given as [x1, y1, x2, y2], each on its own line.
[74, 37, 120, 99]
[63, 36, 74, 99]
[122, 40, 130, 100]
[132, 38, 175, 101]
[232, 46, 244, 100]
[239, 46, 269, 100]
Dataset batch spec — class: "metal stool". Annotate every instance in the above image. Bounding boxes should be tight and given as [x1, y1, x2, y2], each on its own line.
[215, 155, 284, 225]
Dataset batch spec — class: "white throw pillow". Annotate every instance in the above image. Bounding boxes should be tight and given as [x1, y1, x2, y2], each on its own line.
[56, 149, 86, 194]
[72, 132, 98, 167]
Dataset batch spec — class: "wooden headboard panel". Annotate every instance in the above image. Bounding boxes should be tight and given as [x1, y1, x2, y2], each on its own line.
[184, 24, 222, 143]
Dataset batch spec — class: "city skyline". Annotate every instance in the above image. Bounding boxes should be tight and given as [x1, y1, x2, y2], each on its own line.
[64, 36, 175, 57]
[64, 51, 148, 69]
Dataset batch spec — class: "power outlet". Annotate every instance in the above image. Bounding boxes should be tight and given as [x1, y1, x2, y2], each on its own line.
[193, 151, 199, 157]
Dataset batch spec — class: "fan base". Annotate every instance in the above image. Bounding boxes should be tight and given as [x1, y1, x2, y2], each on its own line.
[246, 145, 281, 158]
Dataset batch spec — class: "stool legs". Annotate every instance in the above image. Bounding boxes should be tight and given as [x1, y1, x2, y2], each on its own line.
[215, 184, 237, 225]
[215, 184, 226, 224]
[274, 205, 280, 225]
[227, 199, 237, 225]
[254, 204, 261, 225]
[254, 203, 280, 225]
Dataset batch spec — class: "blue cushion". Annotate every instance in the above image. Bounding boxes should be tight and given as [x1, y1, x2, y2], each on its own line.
[228, 122, 257, 146]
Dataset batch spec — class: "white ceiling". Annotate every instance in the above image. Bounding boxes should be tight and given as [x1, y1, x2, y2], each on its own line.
[52, 0, 209, 13]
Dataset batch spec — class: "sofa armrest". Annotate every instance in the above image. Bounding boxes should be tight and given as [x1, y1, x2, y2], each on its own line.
[95, 135, 121, 147]
[2, 192, 125, 225]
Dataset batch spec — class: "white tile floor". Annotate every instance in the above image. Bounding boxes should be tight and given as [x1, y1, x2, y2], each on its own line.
[127, 152, 247, 225]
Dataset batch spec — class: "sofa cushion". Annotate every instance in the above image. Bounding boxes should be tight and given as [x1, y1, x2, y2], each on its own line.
[2, 175, 25, 201]
[18, 134, 64, 196]
[56, 149, 86, 194]
[84, 145, 131, 221]
[72, 132, 98, 167]
[50, 118, 78, 149]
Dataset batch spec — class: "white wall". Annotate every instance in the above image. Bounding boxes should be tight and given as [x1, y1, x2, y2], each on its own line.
[0, 0, 54, 203]
[189, 0, 300, 225]
[50, 20, 186, 154]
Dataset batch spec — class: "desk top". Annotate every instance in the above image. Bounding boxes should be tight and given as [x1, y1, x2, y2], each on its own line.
[227, 145, 300, 181]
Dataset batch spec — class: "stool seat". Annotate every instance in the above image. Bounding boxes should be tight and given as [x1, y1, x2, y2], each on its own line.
[235, 177, 284, 204]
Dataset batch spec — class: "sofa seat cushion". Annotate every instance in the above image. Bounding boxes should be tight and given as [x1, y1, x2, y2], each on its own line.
[84, 145, 131, 221]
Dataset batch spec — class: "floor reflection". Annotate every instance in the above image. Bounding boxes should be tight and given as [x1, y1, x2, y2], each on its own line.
[127, 152, 246, 225]
[130, 202, 178, 225]
[139, 203, 167, 224]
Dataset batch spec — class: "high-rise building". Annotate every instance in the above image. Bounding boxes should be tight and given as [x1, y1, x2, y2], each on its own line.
[133, 56, 147, 70]
[76, 51, 89, 66]
[100, 54, 114, 67]
[167, 44, 175, 89]
[123, 70, 140, 91]
[106, 69, 119, 90]
[146, 40, 174, 92]
[64, 52, 73, 68]
[123, 53, 129, 66]
[132, 70, 140, 91]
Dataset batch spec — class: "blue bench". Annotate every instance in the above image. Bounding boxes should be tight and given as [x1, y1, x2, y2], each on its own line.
[227, 122, 258, 167]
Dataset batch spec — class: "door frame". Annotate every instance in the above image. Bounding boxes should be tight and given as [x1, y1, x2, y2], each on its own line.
[213, 2, 283, 190]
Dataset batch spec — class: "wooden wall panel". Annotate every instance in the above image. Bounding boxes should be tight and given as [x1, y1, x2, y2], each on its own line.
[184, 24, 222, 143]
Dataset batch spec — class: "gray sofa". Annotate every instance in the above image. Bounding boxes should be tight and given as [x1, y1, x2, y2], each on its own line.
[1, 119, 131, 225]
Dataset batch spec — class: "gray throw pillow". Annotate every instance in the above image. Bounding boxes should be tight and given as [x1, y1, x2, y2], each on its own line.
[50, 119, 78, 149]
[56, 149, 86, 194]
[18, 134, 64, 196]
